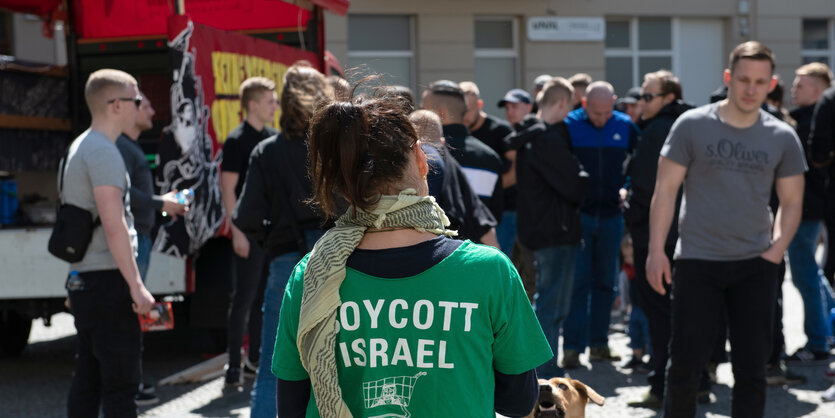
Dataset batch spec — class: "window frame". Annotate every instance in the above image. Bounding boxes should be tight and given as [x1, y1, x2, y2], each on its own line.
[473, 15, 521, 118]
[474, 15, 520, 62]
[801, 18, 835, 69]
[604, 17, 678, 91]
[346, 14, 416, 91]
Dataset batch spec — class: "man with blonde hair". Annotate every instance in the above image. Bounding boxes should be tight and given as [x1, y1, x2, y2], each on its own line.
[783, 62, 834, 365]
[65, 69, 154, 418]
[507, 76, 588, 378]
[221, 76, 278, 388]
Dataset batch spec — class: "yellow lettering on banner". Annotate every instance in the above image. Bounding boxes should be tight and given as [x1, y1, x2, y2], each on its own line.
[212, 99, 241, 144]
[208, 51, 292, 139]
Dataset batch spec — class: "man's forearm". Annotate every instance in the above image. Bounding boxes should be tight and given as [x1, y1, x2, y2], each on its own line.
[103, 219, 142, 288]
[648, 188, 676, 253]
[771, 202, 803, 254]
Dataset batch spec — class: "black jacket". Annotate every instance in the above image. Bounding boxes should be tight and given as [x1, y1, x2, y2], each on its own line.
[443, 124, 505, 223]
[625, 100, 693, 247]
[509, 115, 588, 250]
[790, 105, 827, 221]
[232, 133, 330, 259]
[425, 145, 497, 242]
[810, 86, 835, 191]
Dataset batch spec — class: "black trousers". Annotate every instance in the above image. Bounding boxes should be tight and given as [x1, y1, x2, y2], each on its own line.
[663, 257, 780, 418]
[67, 269, 140, 418]
[227, 237, 267, 367]
[631, 243, 674, 399]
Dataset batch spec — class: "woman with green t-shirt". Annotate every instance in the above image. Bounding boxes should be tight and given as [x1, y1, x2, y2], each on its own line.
[272, 90, 553, 417]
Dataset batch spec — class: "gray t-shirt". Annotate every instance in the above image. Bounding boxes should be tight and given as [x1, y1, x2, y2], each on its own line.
[61, 129, 137, 272]
[660, 103, 807, 261]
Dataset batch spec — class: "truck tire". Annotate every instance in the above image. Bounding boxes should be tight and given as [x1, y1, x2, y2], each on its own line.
[0, 310, 32, 357]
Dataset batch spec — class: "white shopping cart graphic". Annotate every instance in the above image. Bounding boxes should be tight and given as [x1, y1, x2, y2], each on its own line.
[363, 372, 427, 418]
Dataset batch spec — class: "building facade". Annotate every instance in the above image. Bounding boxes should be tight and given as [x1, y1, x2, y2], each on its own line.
[325, 0, 835, 117]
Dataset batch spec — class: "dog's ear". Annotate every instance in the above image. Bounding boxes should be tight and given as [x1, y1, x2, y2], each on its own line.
[571, 379, 605, 406]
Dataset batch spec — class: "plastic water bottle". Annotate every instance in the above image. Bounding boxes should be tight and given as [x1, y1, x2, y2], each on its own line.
[66, 270, 84, 292]
[176, 188, 194, 205]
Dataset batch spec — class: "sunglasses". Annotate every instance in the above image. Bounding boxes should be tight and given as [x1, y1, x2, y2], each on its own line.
[108, 96, 142, 107]
[639, 93, 664, 102]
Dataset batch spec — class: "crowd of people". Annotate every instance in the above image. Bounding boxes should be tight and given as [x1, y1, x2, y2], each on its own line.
[58, 39, 835, 417]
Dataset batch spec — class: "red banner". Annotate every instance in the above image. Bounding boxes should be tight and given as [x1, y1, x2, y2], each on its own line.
[71, 0, 312, 39]
[153, 15, 319, 257]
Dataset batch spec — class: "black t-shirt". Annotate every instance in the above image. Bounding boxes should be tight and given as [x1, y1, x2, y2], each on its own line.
[221, 121, 277, 197]
[471, 115, 517, 211]
[346, 236, 463, 278]
[471, 114, 513, 164]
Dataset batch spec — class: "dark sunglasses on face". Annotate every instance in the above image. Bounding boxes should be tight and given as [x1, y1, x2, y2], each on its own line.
[639, 93, 664, 102]
[108, 96, 142, 107]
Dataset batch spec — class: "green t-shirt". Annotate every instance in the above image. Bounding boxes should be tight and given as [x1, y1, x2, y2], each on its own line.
[272, 241, 552, 417]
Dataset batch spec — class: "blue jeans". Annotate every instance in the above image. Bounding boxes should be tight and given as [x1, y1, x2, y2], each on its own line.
[563, 213, 623, 352]
[533, 244, 578, 377]
[787, 220, 831, 352]
[496, 210, 517, 256]
[136, 233, 152, 282]
[628, 304, 651, 353]
[250, 229, 324, 418]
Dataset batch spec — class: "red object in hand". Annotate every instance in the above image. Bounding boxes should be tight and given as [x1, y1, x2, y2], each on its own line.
[138, 302, 174, 332]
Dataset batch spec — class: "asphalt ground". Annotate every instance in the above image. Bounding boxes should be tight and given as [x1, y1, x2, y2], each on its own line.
[2, 273, 835, 417]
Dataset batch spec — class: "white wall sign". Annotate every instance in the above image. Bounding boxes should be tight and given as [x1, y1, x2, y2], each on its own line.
[527, 17, 605, 42]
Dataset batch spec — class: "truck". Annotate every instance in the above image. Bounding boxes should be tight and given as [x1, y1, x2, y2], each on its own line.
[0, 0, 347, 356]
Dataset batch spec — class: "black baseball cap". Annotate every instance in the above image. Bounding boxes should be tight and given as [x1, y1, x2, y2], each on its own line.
[617, 87, 642, 105]
[497, 89, 532, 107]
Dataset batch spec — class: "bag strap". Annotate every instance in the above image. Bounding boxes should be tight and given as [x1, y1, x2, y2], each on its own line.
[57, 144, 70, 202]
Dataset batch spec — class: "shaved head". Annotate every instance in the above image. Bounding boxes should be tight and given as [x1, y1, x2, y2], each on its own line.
[585, 81, 616, 103]
[583, 81, 616, 129]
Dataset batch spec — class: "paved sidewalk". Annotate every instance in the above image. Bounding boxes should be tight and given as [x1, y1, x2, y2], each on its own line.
[571, 275, 835, 418]
[5, 270, 835, 417]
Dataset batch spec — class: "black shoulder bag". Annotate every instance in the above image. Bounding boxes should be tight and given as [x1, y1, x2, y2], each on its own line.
[47, 149, 101, 263]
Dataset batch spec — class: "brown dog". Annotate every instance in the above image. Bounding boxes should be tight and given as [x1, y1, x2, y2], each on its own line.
[524, 377, 605, 418]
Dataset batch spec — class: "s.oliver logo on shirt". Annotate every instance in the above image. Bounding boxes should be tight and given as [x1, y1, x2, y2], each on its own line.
[705, 138, 770, 173]
[336, 299, 479, 370]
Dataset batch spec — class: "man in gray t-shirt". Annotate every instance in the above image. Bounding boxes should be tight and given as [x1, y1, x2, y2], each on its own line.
[63, 69, 154, 418]
[65, 129, 137, 272]
[660, 102, 806, 261]
[646, 42, 806, 417]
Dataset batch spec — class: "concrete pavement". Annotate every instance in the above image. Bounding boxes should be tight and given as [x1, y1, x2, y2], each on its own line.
[3, 271, 835, 417]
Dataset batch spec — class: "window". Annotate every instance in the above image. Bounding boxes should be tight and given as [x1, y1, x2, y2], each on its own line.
[347, 15, 414, 91]
[475, 17, 519, 119]
[0, 12, 12, 55]
[802, 19, 835, 68]
[604, 18, 673, 97]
